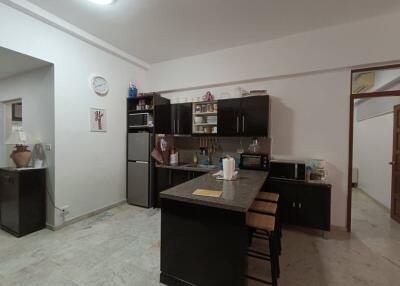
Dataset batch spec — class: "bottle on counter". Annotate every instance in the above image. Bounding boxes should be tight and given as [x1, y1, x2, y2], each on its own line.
[170, 148, 179, 166]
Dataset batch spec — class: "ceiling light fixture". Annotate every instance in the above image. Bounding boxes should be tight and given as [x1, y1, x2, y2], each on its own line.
[88, 0, 114, 5]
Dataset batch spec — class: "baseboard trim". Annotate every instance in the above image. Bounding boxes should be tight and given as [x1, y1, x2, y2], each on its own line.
[47, 200, 127, 231]
[356, 188, 390, 211]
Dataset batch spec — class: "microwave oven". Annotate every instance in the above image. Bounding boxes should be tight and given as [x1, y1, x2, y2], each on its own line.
[239, 153, 269, 171]
[128, 112, 153, 128]
[269, 160, 306, 181]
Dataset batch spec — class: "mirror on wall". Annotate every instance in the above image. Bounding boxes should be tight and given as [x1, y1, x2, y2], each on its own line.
[352, 66, 400, 94]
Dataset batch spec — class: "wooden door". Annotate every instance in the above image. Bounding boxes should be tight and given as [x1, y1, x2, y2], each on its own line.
[217, 98, 241, 136]
[392, 105, 400, 223]
[241, 96, 269, 136]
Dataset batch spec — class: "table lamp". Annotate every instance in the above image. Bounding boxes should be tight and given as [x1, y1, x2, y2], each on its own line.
[5, 128, 38, 168]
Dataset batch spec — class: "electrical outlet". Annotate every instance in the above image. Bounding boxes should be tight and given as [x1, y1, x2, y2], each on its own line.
[45, 144, 52, 151]
[61, 205, 70, 216]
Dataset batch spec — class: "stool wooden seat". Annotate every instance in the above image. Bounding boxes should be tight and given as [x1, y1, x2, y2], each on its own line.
[250, 201, 277, 215]
[247, 212, 275, 232]
[256, 192, 279, 203]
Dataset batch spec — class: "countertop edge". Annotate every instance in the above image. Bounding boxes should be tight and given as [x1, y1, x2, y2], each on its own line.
[156, 164, 218, 173]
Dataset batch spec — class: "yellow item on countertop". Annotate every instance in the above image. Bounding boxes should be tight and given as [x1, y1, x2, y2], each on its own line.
[192, 189, 222, 198]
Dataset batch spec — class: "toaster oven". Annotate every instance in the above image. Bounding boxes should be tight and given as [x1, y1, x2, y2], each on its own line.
[239, 153, 269, 171]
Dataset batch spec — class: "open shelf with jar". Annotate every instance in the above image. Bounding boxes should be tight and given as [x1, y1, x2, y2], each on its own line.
[192, 101, 218, 134]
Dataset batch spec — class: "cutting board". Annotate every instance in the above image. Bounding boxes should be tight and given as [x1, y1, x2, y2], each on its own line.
[192, 189, 222, 198]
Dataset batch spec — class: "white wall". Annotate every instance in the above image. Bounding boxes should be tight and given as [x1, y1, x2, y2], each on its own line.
[353, 113, 393, 209]
[0, 3, 148, 227]
[0, 66, 55, 224]
[148, 11, 400, 92]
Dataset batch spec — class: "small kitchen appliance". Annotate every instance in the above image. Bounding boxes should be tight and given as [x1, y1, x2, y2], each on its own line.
[269, 160, 306, 181]
[239, 153, 269, 171]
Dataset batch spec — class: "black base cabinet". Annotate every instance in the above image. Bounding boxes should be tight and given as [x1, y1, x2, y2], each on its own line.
[266, 178, 331, 231]
[0, 168, 46, 237]
[155, 168, 204, 207]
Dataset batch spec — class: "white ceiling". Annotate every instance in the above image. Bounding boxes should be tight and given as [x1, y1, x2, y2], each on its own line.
[27, 0, 400, 64]
[0, 47, 51, 80]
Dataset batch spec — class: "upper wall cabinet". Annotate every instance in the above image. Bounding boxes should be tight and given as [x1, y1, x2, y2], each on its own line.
[171, 103, 192, 135]
[218, 95, 269, 137]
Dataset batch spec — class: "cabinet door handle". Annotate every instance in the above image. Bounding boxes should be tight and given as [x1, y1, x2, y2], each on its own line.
[292, 202, 295, 208]
[236, 117, 239, 133]
[173, 120, 176, 134]
[242, 115, 245, 133]
[177, 119, 180, 134]
[299, 203, 302, 209]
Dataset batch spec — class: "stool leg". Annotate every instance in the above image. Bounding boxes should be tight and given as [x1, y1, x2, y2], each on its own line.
[275, 234, 280, 278]
[248, 229, 254, 246]
[269, 232, 278, 286]
[276, 217, 282, 255]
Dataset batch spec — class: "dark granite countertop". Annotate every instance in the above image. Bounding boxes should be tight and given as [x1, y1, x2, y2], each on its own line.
[160, 170, 269, 213]
[156, 163, 218, 173]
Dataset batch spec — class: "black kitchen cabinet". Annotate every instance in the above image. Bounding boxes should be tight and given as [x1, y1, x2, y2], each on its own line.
[0, 168, 46, 237]
[154, 103, 171, 134]
[155, 168, 205, 207]
[217, 95, 269, 137]
[241, 96, 269, 136]
[171, 103, 192, 135]
[217, 98, 242, 136]
[265, 178, 331, 231]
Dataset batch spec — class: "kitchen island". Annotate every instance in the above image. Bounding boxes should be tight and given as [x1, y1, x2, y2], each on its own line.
[160, 170, 269, 286]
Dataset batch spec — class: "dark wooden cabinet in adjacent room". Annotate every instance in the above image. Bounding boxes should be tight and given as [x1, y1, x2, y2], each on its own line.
[170, 103, 192, 135]
[266, 178, 331, 231]
[217, 95, 269, 137]
[0, 168, 46, 237]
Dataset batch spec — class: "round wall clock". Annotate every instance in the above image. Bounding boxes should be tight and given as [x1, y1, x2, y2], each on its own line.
[91, 76, 109, 96]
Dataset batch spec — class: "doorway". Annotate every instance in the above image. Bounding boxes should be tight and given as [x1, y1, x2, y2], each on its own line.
[348, 64, 400, 232]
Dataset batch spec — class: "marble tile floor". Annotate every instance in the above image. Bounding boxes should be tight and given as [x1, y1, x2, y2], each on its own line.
[0, 189, 399, 286]
[0, 204, 162, 286]
[248, 188, 400, 286]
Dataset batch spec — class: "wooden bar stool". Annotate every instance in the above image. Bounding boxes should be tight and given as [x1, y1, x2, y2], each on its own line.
[249, 200, 282, 258]
[256, 192, 279, 203]
[246, 212, 279, 286]
[250, 200, 277, 215]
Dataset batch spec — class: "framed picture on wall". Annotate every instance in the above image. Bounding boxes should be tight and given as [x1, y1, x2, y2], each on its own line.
[12, 102, 22, 122]
[90, 108, 107, 132]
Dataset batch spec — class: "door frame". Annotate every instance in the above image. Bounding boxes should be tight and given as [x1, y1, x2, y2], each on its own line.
[347, 64, 400, 232]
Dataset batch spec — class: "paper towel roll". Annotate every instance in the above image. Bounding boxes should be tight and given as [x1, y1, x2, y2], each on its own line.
[223, 157, 235, 180]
